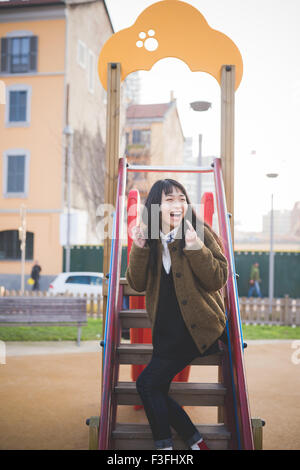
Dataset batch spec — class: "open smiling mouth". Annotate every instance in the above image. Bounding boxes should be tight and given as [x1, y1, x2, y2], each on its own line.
[170, 211, 183, 220]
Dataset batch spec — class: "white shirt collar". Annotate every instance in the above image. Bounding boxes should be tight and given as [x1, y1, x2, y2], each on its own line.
[160, 226, 180, 274]
[160, 225, 180, 243]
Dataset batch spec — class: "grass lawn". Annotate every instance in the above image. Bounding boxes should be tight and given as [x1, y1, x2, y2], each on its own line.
[0, 318, 300, 342]
[0, 317, 103, 342]
[242, 324, 300, 340]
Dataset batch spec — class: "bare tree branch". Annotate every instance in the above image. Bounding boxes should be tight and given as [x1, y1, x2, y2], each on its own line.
[71, 125, 106, 237]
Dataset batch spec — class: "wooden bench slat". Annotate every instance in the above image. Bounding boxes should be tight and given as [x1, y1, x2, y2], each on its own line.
[0, 305, 86, 308]
[0, 306, 86, 311]
[0, 322, 87, 327]
[0, 297, 88, 346]
[0, 308, 86, 312]
[0, 315, 86, 322]
[0, 300, 86, 302]
[0, 302, 87, 305]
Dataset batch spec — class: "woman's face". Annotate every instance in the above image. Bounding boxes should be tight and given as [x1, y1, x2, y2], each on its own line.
[160, 186, 188, 233]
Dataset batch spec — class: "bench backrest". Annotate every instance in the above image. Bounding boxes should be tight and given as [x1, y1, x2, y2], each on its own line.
[0, 297, 87, 323]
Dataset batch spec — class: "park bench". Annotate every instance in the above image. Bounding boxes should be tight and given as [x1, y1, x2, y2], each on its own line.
[0, 296, 87, 346]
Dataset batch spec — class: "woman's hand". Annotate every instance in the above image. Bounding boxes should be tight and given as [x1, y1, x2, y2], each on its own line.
[185, 220, 198, 248]
[131, 224, 147, 248]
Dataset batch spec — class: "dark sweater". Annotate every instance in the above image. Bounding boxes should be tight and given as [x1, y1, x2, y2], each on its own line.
[152, 264, 225, 361]
[153, 265, 217, 361]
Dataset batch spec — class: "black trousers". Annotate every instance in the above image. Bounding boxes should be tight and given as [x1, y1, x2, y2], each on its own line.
[136, 354, 202, 449]
[32, 279, 40, 291]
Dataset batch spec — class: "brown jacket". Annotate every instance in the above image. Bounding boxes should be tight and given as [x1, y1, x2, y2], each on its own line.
[125, 225, 228, 355]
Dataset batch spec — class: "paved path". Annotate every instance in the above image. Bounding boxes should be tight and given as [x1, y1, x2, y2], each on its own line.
[0, 340, 299, 450]
[5, 340, 101, 357]
[4, 339, 294, 357]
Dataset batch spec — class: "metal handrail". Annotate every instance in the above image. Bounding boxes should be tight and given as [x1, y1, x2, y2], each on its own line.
[213, 157, 254, 450]
[127, 164, 214, 173]
[98, 157, 126, 450]
[102, 211, 116, 366]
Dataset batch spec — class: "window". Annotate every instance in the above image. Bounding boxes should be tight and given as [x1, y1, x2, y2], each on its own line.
[77, 40, 87, 69]
[65, 275, 90, 285]
[132, 129, 151, 145]
[3, 149, 30, 198]
[1, 36, 38, 74]
[77, 42, 95, 93]
[132, 129, 141, 144]
[0, 230, 33, 260]
[11, 37, 30, 73]
[90, 276, 103, 286]
[88, 49, 95, 93]
[133, 172, 144, 181]
[6, 84, 32, 126]
[9, 90, 26, 121]
[7, 155, 25, 192]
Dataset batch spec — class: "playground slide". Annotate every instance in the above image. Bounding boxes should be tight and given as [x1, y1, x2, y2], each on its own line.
[98, 156, 254, 450]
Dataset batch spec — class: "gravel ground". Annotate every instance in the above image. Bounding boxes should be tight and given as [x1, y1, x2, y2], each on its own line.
[0, 340, 299, 450]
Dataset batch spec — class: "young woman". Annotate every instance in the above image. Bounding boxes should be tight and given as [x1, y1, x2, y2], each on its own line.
[125, 179, 228, 451]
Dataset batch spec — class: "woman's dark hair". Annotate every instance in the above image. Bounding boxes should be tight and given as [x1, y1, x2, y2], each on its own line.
[141, 179, 225, 275]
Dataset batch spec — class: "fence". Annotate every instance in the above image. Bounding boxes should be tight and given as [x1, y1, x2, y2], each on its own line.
[62, 246, 300, 298]
[0, 287, 103, 318]
[1, 284, 300, 326]
[235, 251, 300, 298]
[239, 296, 300, 326]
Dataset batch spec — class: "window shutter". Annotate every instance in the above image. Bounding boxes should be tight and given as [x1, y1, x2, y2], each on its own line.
[29, 36, 38, 72]
[25, 232, 34, 260]
[1, 37, 9, 73]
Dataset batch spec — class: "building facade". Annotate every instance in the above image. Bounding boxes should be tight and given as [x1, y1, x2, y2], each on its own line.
[0, 0, 113, 289]
[125, 98, 185, 202]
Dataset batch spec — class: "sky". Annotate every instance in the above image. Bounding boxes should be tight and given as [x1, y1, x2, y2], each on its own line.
[104, 0, 300, 232]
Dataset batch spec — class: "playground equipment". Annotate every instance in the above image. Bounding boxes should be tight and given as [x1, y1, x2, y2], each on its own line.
[91, 157, 263, 450]
[86, 0, 265, 450]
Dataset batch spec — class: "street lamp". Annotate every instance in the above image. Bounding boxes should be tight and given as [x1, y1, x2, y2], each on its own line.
[266, 172, 279, 313]
[63, 125, 74, 272]
[190, 101, 212, 112]
[189, 101, 212, 205]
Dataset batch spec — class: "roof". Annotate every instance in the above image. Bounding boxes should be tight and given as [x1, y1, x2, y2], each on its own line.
[0, 0, 111, 9]
[0, 0, 64, 8]
[126, 103, 172, 120]
[0, 0, 114, 33]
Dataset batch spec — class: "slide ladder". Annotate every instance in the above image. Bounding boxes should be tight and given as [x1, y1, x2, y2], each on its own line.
[94, 155, 255, 450]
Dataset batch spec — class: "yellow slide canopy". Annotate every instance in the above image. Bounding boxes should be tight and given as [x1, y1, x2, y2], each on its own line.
[98, 0, 243, 90]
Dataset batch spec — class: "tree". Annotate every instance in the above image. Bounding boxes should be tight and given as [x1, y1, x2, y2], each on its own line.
[71, 125, 106, 239]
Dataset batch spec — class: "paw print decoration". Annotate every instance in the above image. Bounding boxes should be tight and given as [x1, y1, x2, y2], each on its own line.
[136, 30, 159, 51]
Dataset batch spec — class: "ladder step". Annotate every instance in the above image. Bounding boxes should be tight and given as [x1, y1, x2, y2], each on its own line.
[117, 344, 223, 366]
[112, 423, 230, 450]
[120, 278, 145, 296]
[119, 309, 150, 328]
[115, 381, 226, 406]
[104, 278, 146, 297]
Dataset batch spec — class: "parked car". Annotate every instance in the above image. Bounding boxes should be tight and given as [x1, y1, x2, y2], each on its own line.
[48, 272, 103, 297]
